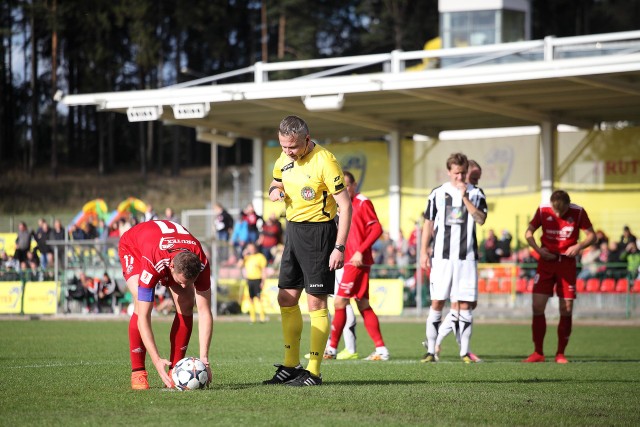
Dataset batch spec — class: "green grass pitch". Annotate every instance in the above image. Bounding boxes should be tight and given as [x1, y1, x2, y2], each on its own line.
[0, 318, 639, 426]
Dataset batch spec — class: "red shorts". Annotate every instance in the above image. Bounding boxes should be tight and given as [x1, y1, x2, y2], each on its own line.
[336, 264, 370, 300]
[532, 256, 577, 299]
[118, 238, 140, 282]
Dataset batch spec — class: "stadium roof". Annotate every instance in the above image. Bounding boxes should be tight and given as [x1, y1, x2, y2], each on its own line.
[62, 30, 640, 142]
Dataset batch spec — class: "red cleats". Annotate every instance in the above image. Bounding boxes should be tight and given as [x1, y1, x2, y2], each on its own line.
[131, 370, 149, 390]
[555, 354, 569, 364]
[523, 352, 545, 363]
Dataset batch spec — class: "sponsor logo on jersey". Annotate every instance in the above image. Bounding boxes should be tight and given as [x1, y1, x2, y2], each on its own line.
[545, 226, 574, 239]
[309, 283, 323, 288]
[140, 270, 153, 285]
[282, 162, 294, 172]
[546, 216, 554, 221]
[301, 186, 316, 201]
[126, 264, 134, 275]
[159, 237, 197, 250]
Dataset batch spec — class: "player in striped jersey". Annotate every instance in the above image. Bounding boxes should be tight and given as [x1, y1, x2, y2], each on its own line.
[118, 220, 213, 389]
[434, 159, 485, 362]
[420, 153, 487, 363]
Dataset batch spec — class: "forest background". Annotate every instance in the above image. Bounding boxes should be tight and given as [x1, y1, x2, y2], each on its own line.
[1, 0, 639, 215]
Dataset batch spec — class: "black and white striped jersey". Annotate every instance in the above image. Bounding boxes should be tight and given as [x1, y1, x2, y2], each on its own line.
[423, 182, 487, 260]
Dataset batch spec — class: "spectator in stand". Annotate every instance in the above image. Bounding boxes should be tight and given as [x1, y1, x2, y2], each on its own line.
[594, 229, 609, 247]
[83, 221, 98, 239]
[144, 204, 159, 222]
[33, 219, 54, 269]
[98, 272, 118, 312]
[607, 240, 626, 279]
[118, 217, 131, 237]
[619, 225, 637, 248]
[496, 229, 513, 260]
[213, 202, 234, 263]
[96, 219, 109, 241]
[257, 213, 283, 263]
[24, 259, 44, 282]
[517, 248, 538, 280]
[51, 219, 66, 266]
[523, 190, 595, 364]
[164, 207, 179, 223]
[14, 221, 32, 264]
[577, 242, 601, 280]
[78, 271, 99, 313]
[242, 203, 262, 244]
[237, 242, 268, 324]
[482, 229, 500, 263]
[620, 241, 640, 281]
[108, 221, 120, 238]
[69, 223, 86, 240]
[231, 215, 249, 262]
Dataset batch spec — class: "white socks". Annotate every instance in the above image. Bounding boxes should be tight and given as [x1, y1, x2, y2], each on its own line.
[425, 310, 442, 354]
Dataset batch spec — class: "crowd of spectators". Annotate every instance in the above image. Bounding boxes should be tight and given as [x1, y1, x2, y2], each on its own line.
[3, 207, 638, 297]
[577, 225, 639, 281]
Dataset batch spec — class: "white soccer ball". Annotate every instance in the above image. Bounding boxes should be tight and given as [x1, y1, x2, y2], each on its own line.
[172, 357, 209, 391]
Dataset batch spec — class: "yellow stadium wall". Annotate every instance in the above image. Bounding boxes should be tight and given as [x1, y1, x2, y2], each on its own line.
[263, 127, 640, 244]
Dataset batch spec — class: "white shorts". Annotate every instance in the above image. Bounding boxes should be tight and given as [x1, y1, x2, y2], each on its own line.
[429, 258, 478, 302]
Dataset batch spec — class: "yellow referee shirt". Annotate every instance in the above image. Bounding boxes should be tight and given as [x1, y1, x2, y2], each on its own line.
[273, 143, 345, 222]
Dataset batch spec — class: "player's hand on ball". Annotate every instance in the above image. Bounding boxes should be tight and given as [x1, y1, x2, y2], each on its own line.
[153, 357, 173, 388]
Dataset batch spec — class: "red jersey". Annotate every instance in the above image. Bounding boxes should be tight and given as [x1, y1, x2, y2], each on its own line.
[119, 220, 210, 301]
[529, 203, 592, 254]
[345, 193, 383, 266]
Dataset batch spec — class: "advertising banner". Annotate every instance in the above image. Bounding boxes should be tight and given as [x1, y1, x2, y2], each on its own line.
[22, 281, 59, 315]
[0, 282, 23, 314]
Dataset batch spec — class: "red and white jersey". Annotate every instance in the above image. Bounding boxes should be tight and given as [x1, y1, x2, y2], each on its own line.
[119, 220, 210, 292]
[529, 203, 592, 254]
[345, 193, 383, 266]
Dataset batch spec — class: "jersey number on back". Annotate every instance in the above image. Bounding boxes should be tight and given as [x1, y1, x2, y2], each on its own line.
[153, 220, 189, 235]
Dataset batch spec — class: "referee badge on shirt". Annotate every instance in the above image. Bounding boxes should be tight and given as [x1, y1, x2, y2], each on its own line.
[301, 186, 316, 201]
[445, 205, 466, 225]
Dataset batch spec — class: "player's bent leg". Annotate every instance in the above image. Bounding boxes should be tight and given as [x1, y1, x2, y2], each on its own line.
[435, 310, 457, 358]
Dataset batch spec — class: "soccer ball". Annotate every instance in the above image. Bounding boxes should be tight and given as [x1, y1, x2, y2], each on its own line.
[172, 357, 209, 391]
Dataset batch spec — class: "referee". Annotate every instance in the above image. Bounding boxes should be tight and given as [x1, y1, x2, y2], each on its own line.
[263, 115, 352, 387]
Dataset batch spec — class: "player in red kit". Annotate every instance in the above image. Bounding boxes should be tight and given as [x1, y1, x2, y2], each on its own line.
[119, 220, 213, 389]
[324, 171, 390, 361]
[523, 190, 595, 364]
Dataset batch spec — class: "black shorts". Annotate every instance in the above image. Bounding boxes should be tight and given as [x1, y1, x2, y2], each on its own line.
[278, 220, 337, 295]
[247, 279, 262, 298]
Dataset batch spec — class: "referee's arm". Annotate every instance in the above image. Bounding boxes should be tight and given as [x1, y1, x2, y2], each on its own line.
[330, 189, 352, 271]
